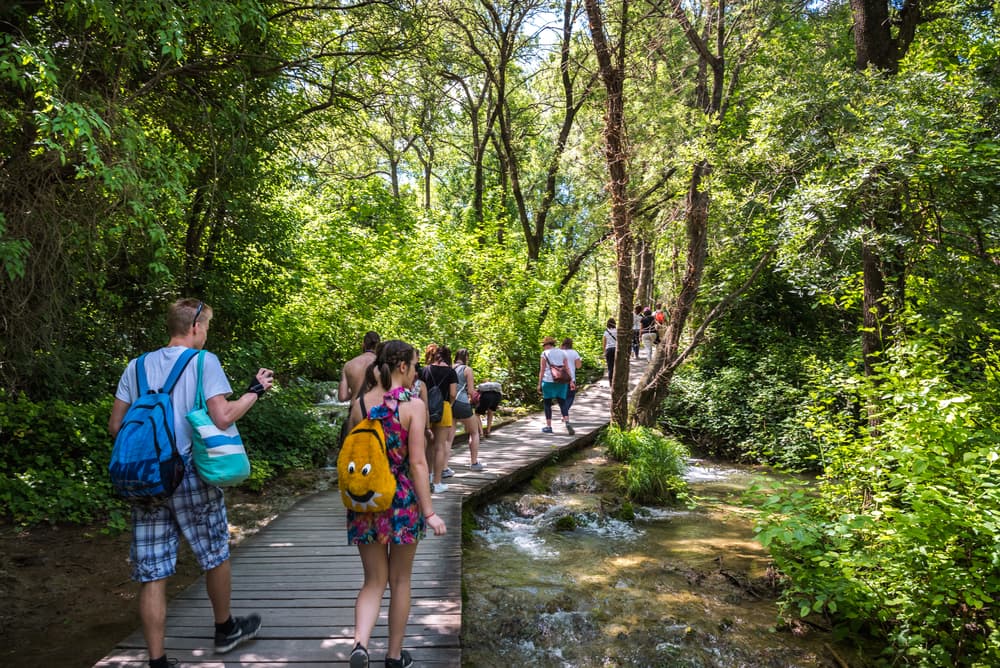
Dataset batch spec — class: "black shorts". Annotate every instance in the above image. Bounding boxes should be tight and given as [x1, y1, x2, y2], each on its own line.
[475, 390, 502, 414]
[452, 400, 474, 420]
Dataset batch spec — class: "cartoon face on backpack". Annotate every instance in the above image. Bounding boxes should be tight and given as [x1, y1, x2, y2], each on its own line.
[337, 417, 397, 513]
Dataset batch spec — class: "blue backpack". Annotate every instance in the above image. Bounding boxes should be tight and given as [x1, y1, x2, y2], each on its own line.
[109, 349, 198, 501]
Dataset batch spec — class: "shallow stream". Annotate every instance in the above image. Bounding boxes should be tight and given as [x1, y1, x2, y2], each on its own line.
[461, 447, 853, 667]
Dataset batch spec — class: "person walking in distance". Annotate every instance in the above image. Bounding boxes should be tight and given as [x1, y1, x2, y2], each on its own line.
[538, 336, 573, 434]
[631, 305, 643, 360]
[452, 348, 486, 472]
[560, 337, 583, 416]
[602, 318, 618, 384]
[337, 331, 380, 445]
[640, 308, 657, 361]
[420, 344, 439, 487]
[346, 340, 446, 668]
[654, 302, 667, 327]
[108, 298, 273, 668]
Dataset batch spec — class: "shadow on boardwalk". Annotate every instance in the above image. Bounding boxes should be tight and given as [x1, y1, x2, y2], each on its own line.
[95, 360, 645, 667]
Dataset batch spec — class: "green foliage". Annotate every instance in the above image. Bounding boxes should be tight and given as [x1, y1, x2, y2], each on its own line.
[0, 392, 118, 525]
[242, 458, 276, 494]
[601, 425, 689, 504]
[663, 360, 819, 469]
[756, 333, 1000, 665]
[0, 214, 29, 280]
[660, 273, 853, 470]
[238, 383, 340, 477]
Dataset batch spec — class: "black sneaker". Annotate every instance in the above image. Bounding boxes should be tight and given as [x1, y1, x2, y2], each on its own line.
[214, 613, 262, 653]
[148, 658, 179, 668]
[350, 642, 369, 668]
[385, 649, 414, 668]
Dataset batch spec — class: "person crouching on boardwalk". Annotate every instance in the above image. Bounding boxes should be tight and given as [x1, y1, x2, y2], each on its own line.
[346, 340, 446, 668]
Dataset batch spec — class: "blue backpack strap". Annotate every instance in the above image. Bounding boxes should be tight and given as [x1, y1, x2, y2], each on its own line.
[161, 348, 199, 394]
[135, 353, 151, 395]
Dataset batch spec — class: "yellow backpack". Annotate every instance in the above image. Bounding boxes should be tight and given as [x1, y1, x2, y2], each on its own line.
[338, 409, 397, 513]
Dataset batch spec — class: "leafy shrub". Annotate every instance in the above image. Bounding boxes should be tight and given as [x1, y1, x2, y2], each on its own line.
[238, 382, 339, 476]
[242, 458, 276, 493]
[601, 425, 689, 504]
[661, 351, 827, 470]
[0, 391, 119, 524]
[755, 339, 1000, 666]
[659, 274, 853, 471]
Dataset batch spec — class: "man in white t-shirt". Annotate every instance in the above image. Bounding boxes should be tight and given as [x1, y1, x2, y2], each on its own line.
[109, 298, 274, 668]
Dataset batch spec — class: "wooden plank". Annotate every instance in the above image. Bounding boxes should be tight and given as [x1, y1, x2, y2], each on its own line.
[95, 646, 462, 667]
[93, 363, 636, 667]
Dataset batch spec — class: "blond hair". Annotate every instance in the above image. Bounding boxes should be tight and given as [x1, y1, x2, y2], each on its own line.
[167, 298, 211, 337]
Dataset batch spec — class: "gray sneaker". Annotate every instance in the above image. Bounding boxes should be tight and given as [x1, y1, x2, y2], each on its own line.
[470, 462, 485, 472]
[565, 421, 575, 435]
[215, 614, 261, 653]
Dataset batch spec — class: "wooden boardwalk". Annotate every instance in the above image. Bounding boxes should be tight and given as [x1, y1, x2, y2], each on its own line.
[95, 361, 641, 667]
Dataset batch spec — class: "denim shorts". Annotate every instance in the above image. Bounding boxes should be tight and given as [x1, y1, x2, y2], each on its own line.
[452, 400, 474, 420]
[129, 465, 230, 582]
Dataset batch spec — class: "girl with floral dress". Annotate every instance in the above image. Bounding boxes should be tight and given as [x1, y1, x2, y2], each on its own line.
[346, 340, 447, 668]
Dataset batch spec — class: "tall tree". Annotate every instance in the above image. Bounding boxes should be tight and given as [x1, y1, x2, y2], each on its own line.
[445, 0, 597, 259]
[847, 0, 925, 380]
[584, 0, 635, 427]
[627, 0, 773, 426]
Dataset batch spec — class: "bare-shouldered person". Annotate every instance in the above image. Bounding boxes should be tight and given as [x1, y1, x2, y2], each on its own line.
[338, 331, 380, 402]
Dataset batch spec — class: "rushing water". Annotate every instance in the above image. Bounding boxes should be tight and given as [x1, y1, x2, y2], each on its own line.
[461, 448, 852, 667]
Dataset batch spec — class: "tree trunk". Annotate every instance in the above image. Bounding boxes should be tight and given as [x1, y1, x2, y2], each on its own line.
[634, 237, 654, 305]
[849, 0, 922, 384]
[631, 161, 709, 426]
[860, 221, 886, 377]
[585, 0, 634, 428]
[418, 144, 434, 210]
[389, 157, 400, 198]
[445, 73, 491, 228]
[849, 0, 896, 71]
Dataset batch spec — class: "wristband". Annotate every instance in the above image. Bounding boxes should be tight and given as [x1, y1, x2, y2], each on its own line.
[425, 511, 436, 520]
[247, 380, 266, 397]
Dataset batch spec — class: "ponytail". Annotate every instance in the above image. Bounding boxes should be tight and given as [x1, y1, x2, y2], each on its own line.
[363, 340, 416, 392]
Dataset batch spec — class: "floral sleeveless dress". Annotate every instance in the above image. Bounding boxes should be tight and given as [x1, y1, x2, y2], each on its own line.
[346, 386, 426, 545]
